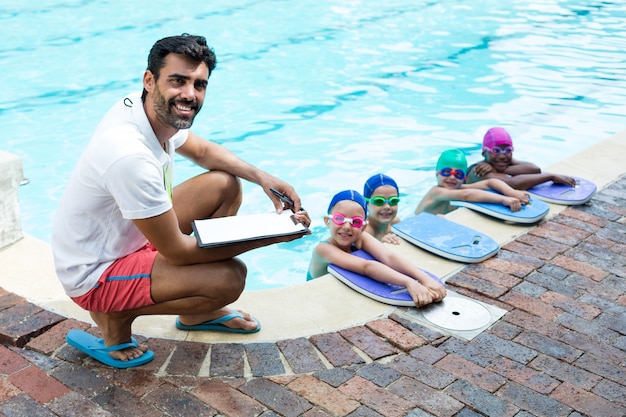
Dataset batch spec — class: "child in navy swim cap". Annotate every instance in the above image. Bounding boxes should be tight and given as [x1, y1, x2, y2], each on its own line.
[308, 190, 446, 308]
[363, 174, 402, 244]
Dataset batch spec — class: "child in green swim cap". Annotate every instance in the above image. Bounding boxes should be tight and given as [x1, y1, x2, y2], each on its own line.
[415, 149, 530, 215]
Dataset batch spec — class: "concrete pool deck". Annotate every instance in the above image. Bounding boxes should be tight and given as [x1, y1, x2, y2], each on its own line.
[0, 132, 624, 416]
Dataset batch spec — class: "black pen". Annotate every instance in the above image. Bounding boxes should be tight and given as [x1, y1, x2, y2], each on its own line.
[270, 188, 304, 212]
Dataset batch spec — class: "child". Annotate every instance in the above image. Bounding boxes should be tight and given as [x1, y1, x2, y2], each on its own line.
[466, 127, 577, 189]
[308, 190, 446, 308]
[415, 149, 530, 216]
[363, 173, 402, 244]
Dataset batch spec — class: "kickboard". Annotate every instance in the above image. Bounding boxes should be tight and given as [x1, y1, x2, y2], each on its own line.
[392, 212, 499, 263]
[451, 192, 550, 224]
[526, 177, 596, 205]
[327, 249, 444, 306]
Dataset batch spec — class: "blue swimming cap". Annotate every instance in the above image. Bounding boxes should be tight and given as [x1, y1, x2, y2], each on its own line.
[327, 190, 368, 216]
[363, 174, 399, 198]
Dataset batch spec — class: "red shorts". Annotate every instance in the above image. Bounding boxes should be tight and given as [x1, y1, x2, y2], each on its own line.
[71, 244, 158, 313]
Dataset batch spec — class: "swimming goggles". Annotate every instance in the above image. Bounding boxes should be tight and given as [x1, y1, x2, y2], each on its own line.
[366, 196, 400, 207]
[331, 213, 366, 228]
[484, 146, 514, 155]
[438, 167, 466, 180]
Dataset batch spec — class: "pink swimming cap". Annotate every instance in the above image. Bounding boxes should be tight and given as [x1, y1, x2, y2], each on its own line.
[482, 127, 513, 152]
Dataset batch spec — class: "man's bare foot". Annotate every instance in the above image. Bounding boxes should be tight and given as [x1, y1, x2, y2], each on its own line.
[89, 311, 148, 362]
[178, 307, 259, 331]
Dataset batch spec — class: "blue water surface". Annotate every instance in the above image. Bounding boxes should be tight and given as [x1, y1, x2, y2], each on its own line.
[1, 0, 625, 289]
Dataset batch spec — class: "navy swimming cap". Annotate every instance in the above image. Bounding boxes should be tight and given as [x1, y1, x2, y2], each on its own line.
[327, 190, 368, 216]
[363, 174, 399, 198]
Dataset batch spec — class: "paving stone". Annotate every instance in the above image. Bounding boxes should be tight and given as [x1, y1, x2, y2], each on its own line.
[92, 384, 163, 416]
[446, 379, 519, 417]
[165, 340, 209, 376]
[561, 207, 609, 228]
[387, 354, 456, 389]
[355, 362, 402, 388]
[244, 342, 285, 377]
[0, 379, 20, 402]
[579, 294, 625, 315]
[47, 391, 114, 417]
[452, 408, 484, 417]
[537, 263, 571, 280]
[613, 335, 626, 351]
[0, 392, 58, 417]
[551, 255, 608, 281]
[0, 303, 64, 347]
[388, 313, 446, 343]
[496, 381, 571, 417]
[488, 320, 523, 341]
[525, 271, 584, 299]
[487, 356, 559, 394]
[548, 214, 599, 235]
[26, 318, 89, 355]
[309, 332, 364, 367]
[596, 311, 626, 335]
[591, 378, 626, 406]
[13, 345, 62, 372]
[499, 291, 564, 321]
[365, 318, 426, 351]
[210, 343, 244, 377]
[339, 325, 398, 360]
[597, 223, 626, 245]
[193, 378, 265, 416]
[458, 264, 523, 288]
[502, 239, 563, 261]
[550, 381, 626, 417]
[50, 363, 112, 398]
[513, 331, 582, 363]
[539, 291, 602, 320]
[473, 333, 538, 365]
[503, 310, 569, 342]
[438, 336, 499, 367]
[388, 376, 464, 417]
[530, 221, 591, 246]
[0, 293, 24, 312]
[143, 382, 216, 415]
[277, 337, 327, 374]
[527, 354, 602, 391]
[515, 233, 571, 255]
[287, 375, 360, 416]
[481, 256, 538, 279]
[315, 368, 354, 388]
[513, 280, 548, 298]
[239, 377, 312, 417]
[142, 337, 178, 373]
[446, 272, 509, 298]
[0, 345, 29, 375]
[574, 352, 626, 384]
[435, 353, 506, 393]
[409, 344, 447, 364]
[339, 376, 416, 417]
[564, 273, 623, 301]
[346, 405, 385, 417]
[556, 313, 623, 352]
[7, 365, 70, 404]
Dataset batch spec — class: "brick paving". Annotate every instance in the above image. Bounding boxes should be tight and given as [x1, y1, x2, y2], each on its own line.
[0, 175, 624, 417]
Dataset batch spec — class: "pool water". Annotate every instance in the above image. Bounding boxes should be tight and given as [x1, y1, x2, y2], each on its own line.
[2, 0, 626, 290]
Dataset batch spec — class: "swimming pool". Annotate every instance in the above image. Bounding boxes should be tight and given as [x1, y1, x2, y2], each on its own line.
[2, 0, 626, 290]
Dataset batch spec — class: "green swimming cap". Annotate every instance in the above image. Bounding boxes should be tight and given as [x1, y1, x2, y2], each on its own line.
[436, 149, 468, 172]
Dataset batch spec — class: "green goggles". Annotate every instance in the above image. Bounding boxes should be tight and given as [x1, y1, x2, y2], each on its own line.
[365, 196, 400, 207]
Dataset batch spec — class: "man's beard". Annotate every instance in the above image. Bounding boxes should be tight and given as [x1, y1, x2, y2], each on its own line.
[152, 86, 201, 129]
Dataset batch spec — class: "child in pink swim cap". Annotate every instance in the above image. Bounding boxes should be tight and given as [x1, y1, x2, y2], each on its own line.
[466, 127, 576, 190]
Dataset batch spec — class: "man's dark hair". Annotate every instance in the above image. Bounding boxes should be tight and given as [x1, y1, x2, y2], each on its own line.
[142, 34, 217, 101]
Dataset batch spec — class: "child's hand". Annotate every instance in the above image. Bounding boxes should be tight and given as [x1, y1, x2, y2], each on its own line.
[552, 174, 577, 187]
[473, 162, 494, 177]
[406, 280, 434, 307]
[503, 197, 522, 212]
[381, 233, 401, 245]
[294, 210, 312, 228]
[512, 190, 530, 205]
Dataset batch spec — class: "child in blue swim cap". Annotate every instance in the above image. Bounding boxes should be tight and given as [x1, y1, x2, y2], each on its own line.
[363, 174, 402, 244]
[308, 190, 446, 308]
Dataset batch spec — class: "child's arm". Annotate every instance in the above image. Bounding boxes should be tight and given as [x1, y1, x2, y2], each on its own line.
[503, 159, 541, 176]
[363, 235, 446, 305]
[485, 179, 530, 205]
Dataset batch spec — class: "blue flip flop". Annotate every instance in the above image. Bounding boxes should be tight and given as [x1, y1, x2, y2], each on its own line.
[66, 329, 154, 369]
[175, 311, 261, 333]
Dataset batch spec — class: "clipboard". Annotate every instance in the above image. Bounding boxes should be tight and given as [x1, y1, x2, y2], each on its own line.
[192, 211, 309, 248]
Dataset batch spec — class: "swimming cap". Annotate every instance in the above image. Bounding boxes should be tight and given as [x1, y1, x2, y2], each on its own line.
[327, 190, 368, 216]
[363, 173, 399, 198]
[483, 127, 514, 152]
[436, 149, 468, 172]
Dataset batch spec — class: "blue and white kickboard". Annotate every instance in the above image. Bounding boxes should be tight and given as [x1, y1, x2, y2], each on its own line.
[392, 213, 499, 263]
[527, 177, 596, 205]
[451, 193, 550, 224]
[327, 249, 444, 306]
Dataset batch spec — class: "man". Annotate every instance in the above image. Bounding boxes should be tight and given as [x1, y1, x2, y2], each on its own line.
[52, 34, 310, 368]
